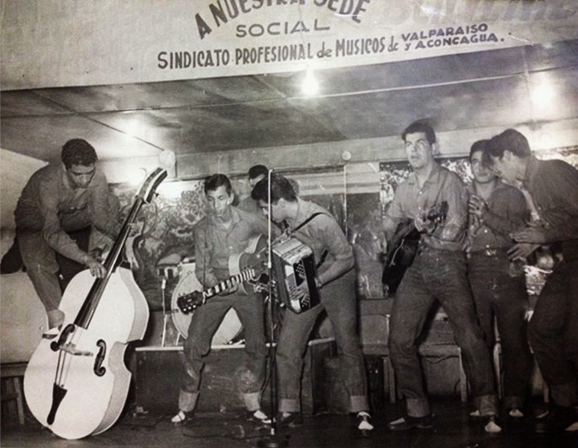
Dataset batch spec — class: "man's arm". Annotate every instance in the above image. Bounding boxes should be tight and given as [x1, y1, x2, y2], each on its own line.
[193, 223, 219, 288]
[39, 178, 106, 276]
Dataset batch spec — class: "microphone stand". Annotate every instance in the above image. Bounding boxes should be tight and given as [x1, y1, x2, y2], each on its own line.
[257, 170, 289, 448]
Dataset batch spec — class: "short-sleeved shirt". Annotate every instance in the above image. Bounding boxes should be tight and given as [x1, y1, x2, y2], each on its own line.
[468, 180, 529, 252]
[194, 206, 268, 287]
[383, 163, 468, 252]
[523, 156, 578, 242]
[14, 163, 118, 264]
[286, 198, 354, 277]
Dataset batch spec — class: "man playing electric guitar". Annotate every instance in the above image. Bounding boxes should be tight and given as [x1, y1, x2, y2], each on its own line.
[171, 174, 270, 426]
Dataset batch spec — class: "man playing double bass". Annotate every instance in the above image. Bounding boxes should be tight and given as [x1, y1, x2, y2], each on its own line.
[171, 173, 271, 426]
[10, 139, 120, 335]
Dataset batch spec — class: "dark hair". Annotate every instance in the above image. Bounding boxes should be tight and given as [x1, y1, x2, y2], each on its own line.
[401, 121, 436, 145]
[251, 172, 297, 204]
[204, 174, 232, 195]
[486, 129, 532, 161]
[248, 165, 269, 180]
[469, 139, 489, 161]
[61, 139, 98, 169]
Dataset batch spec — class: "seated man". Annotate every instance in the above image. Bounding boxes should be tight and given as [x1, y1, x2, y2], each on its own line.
[12, 138, 120, 333]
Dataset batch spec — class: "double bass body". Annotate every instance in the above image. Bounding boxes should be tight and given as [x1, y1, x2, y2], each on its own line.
[24, 268, 149, 439]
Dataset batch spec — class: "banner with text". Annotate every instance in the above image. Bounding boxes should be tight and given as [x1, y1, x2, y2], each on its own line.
[2, 0, 578, 90]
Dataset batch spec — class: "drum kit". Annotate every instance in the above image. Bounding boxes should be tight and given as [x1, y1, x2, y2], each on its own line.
[156, 257, 242, 347]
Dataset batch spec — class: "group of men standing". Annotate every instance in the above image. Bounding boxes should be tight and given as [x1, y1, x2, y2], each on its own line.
[5, 118, 578, 437]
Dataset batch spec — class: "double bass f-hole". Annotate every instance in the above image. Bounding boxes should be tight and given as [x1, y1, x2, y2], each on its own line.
[94, 340, 107, 377]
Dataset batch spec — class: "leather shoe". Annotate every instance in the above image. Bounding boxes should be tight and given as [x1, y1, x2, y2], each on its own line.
[389, 414, 433, 431]
[246, 409, 271, 425]
[535, 405, 578, 433]
[356, 412, 373, 436]
[171, 410, 194, 426]
[277, 412, 303, 428]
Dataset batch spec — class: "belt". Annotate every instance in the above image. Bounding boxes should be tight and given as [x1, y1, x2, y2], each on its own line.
[470, 248, 505, 257]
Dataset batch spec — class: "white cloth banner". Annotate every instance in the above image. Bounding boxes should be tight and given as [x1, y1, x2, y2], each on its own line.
[2, 0, 578, 90]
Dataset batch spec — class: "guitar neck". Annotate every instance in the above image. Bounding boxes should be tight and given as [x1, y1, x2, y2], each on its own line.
[204, 268, 256, 299]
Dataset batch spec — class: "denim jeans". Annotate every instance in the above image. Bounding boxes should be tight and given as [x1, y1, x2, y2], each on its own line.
[468, 249, 533, 410]
[179, 290, 267, 413]
[276, 269, 369, 414]
[389, 247, 498, 417]
[528, 241, 578, 408]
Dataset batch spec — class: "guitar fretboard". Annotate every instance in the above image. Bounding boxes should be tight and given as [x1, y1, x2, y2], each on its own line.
[205, 268, 256, 298]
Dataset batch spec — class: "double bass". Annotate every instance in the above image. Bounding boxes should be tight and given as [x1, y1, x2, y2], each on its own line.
[23, 167, 167, 440]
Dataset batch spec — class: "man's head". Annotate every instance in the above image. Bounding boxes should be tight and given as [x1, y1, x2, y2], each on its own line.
[61, 139, 98, 188]
[248, 165, 269, 188]
[485, 129, 532, 184]
[251, 173, 297, 223]
[204, 174, 234, 217]
[401, 121, 437, 170]
[469, 139, 495, 185]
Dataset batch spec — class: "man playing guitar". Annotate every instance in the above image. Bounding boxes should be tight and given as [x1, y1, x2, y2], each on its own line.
[171, 174, 270, 426]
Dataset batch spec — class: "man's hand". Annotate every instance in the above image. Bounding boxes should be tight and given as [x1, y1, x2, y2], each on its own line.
[507, 243, 540, 260]
[415, 212, 435, 234]
[510, 225, 548, 244]
[468, 195, 487, 219]
[86, 257, 107, 278]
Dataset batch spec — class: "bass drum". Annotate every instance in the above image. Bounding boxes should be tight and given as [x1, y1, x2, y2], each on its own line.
[171, 264, 242, 346]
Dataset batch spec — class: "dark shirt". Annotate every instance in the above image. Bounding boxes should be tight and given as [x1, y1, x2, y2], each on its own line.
[14, 163, 118, 264]
[468, 180, 530, 252]
[194, 206, 268, 287]
[287, 198, 354, 278]
[383, 163, 469, 252]
[523, 156, 578, 242]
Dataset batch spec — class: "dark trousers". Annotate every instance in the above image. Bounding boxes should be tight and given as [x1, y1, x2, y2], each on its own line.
[389, 247, 498, 417]
[528, 242, 578, 408]
[276, 269, 369, 414]
[468, 249, 533, 410]
[180, 290, 267, 412]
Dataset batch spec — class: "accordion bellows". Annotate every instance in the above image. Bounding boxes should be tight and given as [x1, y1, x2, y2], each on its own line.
[272, 236, 320, 314]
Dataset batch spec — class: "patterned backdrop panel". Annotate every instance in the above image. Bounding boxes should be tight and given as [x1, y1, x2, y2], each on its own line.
[112, 150, 577, 306]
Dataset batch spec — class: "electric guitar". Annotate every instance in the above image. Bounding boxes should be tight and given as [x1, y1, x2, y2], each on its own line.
[381, 201, 448, 295]
[176, 235, 267, 314]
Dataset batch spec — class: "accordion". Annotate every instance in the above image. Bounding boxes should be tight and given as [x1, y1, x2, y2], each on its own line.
[272, 236, 320, 314]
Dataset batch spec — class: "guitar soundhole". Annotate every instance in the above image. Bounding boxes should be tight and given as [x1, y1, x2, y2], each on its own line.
[94, 339, 107, 377]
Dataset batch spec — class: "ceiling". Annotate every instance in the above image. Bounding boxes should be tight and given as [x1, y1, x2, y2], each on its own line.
[2, 39, 578, 165]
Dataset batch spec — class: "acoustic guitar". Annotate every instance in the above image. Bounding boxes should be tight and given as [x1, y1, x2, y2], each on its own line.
[381, 201, 448, 295]
[177, 235, 267, 314]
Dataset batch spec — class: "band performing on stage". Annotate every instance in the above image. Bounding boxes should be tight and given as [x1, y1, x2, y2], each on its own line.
[4, 121, 578, 442]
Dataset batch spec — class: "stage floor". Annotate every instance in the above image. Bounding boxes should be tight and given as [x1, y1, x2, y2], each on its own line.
[2, 398, 577, 448]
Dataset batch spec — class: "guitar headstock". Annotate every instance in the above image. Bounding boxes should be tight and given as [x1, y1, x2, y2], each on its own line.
[177, 291, 203, 314]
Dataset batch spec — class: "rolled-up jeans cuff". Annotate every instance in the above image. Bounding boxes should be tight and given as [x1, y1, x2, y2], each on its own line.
[551, 382, 578, 408]
[279, 398, 299, 414]
[244, 391, 261, 412]
[349, 395, 369, 413]
[475, 394, 498, 416]
[406, 398, 430, 418]
[178, 390, 199, 413]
